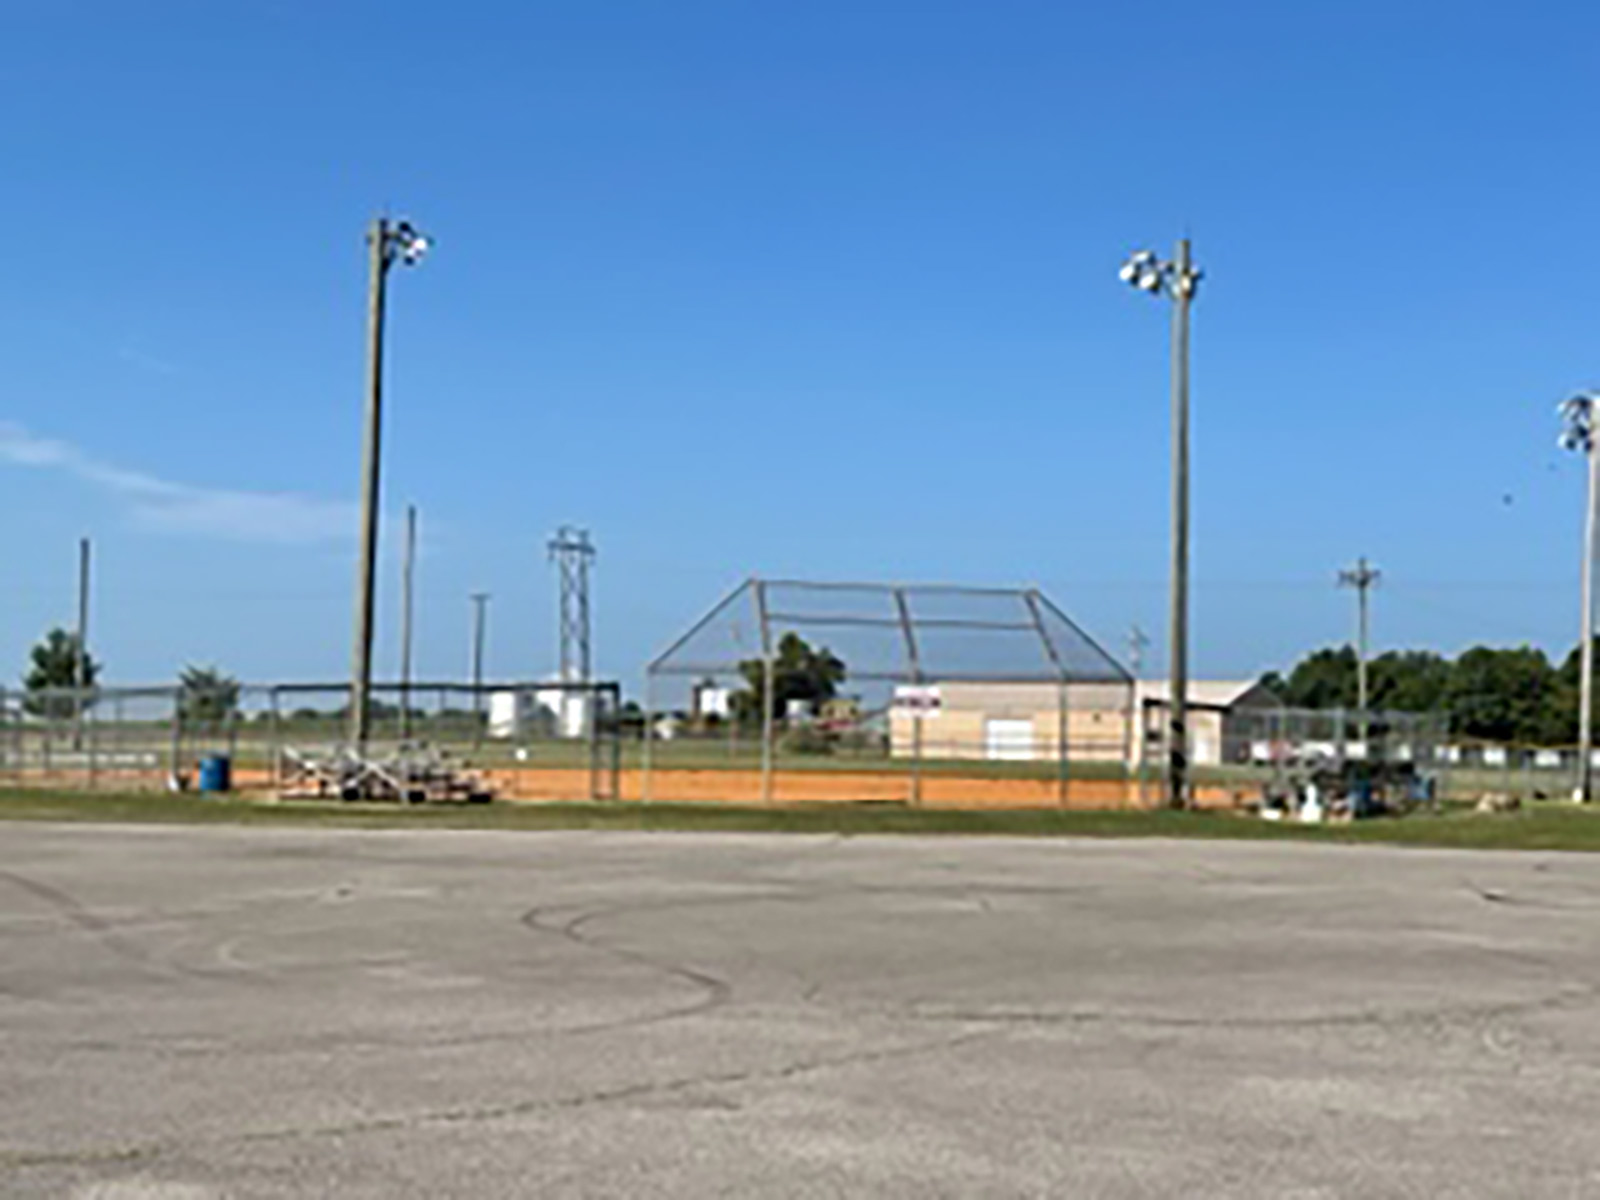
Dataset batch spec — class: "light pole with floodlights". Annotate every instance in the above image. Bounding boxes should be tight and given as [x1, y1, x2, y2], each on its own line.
[1121, 239, 1202, 809]
[1559, 392, 1599, 803]
[349, 216, 430, 751]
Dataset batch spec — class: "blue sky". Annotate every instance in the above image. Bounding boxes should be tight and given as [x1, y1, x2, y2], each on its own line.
[2, 0, 1598, 690]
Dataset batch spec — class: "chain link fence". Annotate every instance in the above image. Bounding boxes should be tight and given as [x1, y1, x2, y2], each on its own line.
[646, 579, 1135, 806]
[0, 681, 622, 801]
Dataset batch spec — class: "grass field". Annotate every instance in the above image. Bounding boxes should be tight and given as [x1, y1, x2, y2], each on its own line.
[3, 786, 1600, 850]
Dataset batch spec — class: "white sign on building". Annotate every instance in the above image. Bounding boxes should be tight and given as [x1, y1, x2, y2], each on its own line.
[892, 685, 943, 717]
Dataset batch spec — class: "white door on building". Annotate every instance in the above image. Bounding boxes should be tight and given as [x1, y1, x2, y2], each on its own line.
[985, 718, 1035, 761]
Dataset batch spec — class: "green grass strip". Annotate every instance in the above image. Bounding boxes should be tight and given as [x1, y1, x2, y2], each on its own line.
[1, 787, 1599, 851]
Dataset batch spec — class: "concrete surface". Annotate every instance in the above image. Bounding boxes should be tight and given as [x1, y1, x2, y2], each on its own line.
[1, 823, 1597, 1198]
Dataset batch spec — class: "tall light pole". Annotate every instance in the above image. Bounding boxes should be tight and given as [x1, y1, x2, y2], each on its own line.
[1560, 393, 1599, 803]
[1338, 556, 1381, 738]
[349, 216, 431, 751]
[1121, 240, 1202, 809]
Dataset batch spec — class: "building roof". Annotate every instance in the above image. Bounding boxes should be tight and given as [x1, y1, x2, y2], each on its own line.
[893, 679, 1277, 713]
[1135, 679, 1278, 709]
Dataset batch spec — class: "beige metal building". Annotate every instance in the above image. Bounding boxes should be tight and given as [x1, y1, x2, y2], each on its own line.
[889, 679, 1279, 767]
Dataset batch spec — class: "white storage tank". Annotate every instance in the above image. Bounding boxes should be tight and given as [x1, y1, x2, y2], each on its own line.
[488, 690, 534, 739]
[534, 687, 592, 739]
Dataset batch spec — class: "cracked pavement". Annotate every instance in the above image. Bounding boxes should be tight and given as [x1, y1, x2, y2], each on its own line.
[2, 823, 1599, 1197]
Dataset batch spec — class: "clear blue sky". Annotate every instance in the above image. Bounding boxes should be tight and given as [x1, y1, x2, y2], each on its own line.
[3, 0, 1598, 691]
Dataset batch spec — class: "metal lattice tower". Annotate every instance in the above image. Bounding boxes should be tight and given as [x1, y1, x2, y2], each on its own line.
[548, 527, 596, 683]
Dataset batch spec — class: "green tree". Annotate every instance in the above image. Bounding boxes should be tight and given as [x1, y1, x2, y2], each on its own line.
[734, 632, 847, 724]
[1367, 650, 1452, 713]
[1539, 645, 1588, 745]
[23, 627, 100, 718]
[1266, 642, 1584, 745]
[178, 665, 240, 724]
[1445, 646, 1558, 743]
[1278, 646, 1359, 709]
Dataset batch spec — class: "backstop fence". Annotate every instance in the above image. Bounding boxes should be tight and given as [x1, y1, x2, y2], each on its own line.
[645, 578, 1136, 807]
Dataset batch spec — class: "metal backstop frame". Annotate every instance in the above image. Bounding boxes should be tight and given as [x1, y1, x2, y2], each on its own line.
[644, 578, 1134, 806]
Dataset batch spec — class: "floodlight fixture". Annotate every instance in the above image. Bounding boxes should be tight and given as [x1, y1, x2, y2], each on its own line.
[1120, 248, 1201, 302]
[1560, 393, 1596, 453]
[385, 219, 431, 269]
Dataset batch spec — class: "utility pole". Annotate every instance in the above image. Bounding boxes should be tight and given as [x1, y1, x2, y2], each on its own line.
[348, 216, 429, 752]
[74, 536, 91, 748]
[1128, 624, 1149, 678]
[548, 527, 596, 683]
[399, 504, 417, 740]
[1121, 239, 1202, 809]
[1127, 624, 1150, 795]
[1560, 393, 1599, 802]
[1338, 557, 1381, 738]
[469, 592, 490, 723]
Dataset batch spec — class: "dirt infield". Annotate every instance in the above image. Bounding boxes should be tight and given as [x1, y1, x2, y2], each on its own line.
[481, 767, 1243, 810]
[5, 765, 1246, 811]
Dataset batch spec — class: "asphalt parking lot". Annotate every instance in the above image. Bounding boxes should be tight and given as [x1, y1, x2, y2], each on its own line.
[2, 822, 1597, 1197]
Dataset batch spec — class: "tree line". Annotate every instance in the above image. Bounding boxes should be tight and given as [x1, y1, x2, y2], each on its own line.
[1261, 644, 1589, 745]
[19, 625, 238, 722]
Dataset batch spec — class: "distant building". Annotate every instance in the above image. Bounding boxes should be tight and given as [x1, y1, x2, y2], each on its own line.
[818, 696, 863, 729]
[888, 679, 1280, 767]
[1132, 680, 1281, 767]
[690, 681, 734, 720]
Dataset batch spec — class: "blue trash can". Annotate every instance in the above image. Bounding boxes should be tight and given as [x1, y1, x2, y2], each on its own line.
[1351, 778, 1375, 817]
[198, 754, 232, 793]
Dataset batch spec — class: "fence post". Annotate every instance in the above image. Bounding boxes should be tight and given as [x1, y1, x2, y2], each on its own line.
[587, 684, 601, 801]
[641, 673, 655, 805]
[169, 687, 183, 789]
[83, 687, 95, 791]
[1056, 682, 1069, 808]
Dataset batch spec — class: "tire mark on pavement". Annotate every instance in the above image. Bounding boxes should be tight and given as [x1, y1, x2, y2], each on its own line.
[519, 895, 743, 1034]
[0, 1025, 1006, 1171]
[0, 869, 174, 982]
[0, 869, 263, 989]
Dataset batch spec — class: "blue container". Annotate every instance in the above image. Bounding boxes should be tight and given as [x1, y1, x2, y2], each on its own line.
[198, 754, 232, 793]
[1351, 778, 1375, 817]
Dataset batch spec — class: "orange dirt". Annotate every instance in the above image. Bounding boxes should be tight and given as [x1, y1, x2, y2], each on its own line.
[8, 764, 1246, 812]
[485, 767, 1243, 811]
